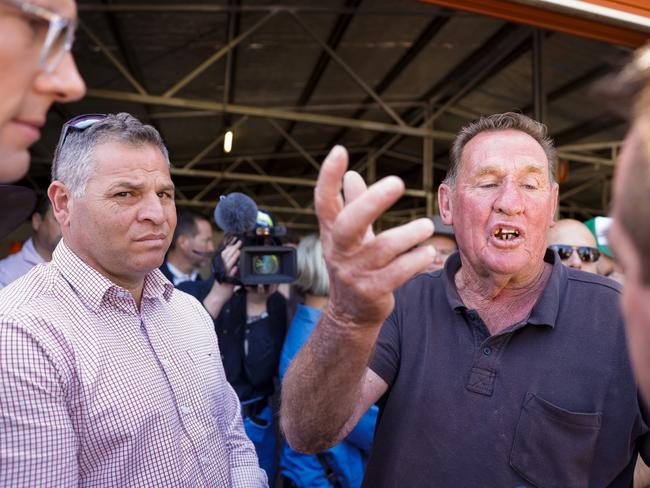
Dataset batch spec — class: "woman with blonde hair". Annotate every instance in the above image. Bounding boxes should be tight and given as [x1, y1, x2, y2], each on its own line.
[279, 234, 378, 488]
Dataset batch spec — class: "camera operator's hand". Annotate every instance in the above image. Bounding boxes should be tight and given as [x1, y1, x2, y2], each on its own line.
[203, 239, 242, 319]
[317, 145, 435, 330]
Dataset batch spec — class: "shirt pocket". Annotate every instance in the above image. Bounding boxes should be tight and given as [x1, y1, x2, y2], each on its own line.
[509, 392, 602, 488]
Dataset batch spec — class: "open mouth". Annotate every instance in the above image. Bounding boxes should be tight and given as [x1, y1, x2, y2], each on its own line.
[493, 227, 520, 241]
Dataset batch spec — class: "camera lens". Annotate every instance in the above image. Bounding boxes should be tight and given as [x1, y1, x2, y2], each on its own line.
[252, 254, 280, 275]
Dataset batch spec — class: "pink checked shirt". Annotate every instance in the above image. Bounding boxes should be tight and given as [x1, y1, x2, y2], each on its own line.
[0, 240, 267, 487]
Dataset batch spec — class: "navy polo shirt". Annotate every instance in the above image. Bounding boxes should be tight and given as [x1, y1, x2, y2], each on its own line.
[367, 250, 650, 487]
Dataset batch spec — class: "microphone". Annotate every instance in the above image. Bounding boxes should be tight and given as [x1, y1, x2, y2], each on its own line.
[214, 192, 258, 234]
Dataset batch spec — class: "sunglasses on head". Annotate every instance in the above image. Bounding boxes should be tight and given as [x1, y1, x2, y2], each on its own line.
[56, 113, 107, 150]
[549, 244, 601, 263]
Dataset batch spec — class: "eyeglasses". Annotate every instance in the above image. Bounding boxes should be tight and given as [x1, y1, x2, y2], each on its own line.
[1, 0, 77, 73]
[549, 244, 601, 263]
[56, 113, 107, 149]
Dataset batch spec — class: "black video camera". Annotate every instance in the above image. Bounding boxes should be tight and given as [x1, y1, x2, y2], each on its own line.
[212, 193, 297, 286]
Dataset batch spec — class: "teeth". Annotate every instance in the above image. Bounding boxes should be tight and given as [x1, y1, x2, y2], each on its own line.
[494, 228, 520, 240]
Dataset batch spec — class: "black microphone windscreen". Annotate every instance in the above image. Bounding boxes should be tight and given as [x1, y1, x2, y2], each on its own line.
[214, 192, 258, 234]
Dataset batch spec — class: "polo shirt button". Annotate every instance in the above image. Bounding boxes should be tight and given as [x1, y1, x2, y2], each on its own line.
[181, 405, 192, 415]
[201, 456, 210, 466]
[482, 347, 492, 356]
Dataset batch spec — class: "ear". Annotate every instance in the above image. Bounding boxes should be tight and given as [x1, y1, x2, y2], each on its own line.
[48, 181, 73, 229]
[438, 183, 453, 226]
[31, 212, 43, 232]
[177, 234, 190, 252]
[549, 182, 559, 227]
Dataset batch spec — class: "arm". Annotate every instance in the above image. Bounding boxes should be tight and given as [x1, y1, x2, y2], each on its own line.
[280, 146, 434, 453]
[0, 318, 78, 486]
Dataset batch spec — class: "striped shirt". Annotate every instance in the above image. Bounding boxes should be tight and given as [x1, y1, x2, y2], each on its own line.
[0, 240, 267, 487]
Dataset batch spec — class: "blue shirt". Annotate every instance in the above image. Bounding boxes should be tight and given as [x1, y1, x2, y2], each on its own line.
[280, 304, 378, 488]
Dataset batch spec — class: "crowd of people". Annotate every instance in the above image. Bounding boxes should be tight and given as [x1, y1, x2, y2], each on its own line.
[2, 0, 650, 487]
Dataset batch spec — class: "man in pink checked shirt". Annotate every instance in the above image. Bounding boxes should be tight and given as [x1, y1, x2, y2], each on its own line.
[0, 112, 267, 487]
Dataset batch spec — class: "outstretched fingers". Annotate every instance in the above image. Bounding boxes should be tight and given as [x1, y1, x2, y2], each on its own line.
[334, 175, 405, 246]
[314, 146, 348, 231]
[380, 245, 437, 292]
[360, 217, 435, 271]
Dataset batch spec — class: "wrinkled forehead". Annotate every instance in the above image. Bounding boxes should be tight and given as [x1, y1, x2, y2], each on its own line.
[460, 129, 549, 175]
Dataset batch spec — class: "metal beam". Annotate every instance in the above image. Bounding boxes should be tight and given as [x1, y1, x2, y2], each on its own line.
[183, 116, 249, 169]
[86, 88, 457, 139]
[325, 15, 451, 148]
[169, 166, 427, 197]
[288, 11, 406, 127]
[269, 0, 361, 169]
[79, 21, 147, 95]
[532, 28, 546, 123]
[163, 11, 276, 98]
[78, 4, 451, 17]
[266, 118, 321, 171]
[559, 176, 605, 202]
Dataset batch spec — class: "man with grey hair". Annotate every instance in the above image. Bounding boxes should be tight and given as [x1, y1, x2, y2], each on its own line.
[0, 113, 266, 487]
[281, 112, 650, 486]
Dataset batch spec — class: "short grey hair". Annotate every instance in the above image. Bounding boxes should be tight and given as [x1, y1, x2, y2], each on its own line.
[52, 112, 170, 197]
[295, 234, 329, 297]
[443, 112, 557, 187]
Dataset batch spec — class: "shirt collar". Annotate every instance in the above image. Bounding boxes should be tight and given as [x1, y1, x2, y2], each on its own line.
[165, 261, 198, 285]
[21, 238, 46, 266]
[52, 240, 174, 313]
[441, 249, 562, 329]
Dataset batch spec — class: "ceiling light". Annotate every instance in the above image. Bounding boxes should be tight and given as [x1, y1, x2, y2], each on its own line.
[224, 130, 233, 153]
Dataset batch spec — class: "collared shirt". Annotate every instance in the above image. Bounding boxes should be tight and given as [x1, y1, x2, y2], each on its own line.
[164, 261, 199, 286]
[0, 238, 45, 289]
[366, 250, 650, 487]
[0, 240, 267, 487]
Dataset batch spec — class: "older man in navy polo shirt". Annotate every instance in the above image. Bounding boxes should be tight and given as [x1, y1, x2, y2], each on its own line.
[281, 112, 650, 487]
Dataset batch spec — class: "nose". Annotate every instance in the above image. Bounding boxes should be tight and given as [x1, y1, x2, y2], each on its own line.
[34, 51, 86, 103]
[493, 180, 524, 216]
[565, 249, 582, 269]
[138, 193, 167, 226]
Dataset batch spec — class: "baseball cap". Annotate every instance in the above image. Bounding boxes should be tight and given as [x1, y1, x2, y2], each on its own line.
[584, 217, 613, 257]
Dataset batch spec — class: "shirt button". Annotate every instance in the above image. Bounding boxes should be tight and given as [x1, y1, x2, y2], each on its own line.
[482, 347, 492, 356]
[201, 456, 210, 466]
[181, 405, 192, 415]
[161, 359, 171, 368]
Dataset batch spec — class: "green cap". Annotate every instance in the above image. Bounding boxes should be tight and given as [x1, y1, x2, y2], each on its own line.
[584, 217, 613, 257]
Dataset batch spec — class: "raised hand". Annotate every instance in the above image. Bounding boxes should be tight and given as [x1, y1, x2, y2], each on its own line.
[315, 145, 435, 329]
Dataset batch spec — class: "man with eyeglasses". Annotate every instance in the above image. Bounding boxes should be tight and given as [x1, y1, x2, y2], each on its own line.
[0, 113, 266, 486]
[0, 0, 84, 182]
[547, 218, 601, 274]
[0, 0, 85, 238]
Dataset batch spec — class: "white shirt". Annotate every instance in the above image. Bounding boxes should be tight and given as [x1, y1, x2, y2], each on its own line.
[0, 238, 45, 289]
[166, 261, 199, 286]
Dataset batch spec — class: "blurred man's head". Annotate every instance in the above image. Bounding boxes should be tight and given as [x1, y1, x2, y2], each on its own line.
[0, 0, 85, 182]
[168, 210, 215, 272]
[31, 197, 61, 260]
[420, 235, 457, 273]
[605, 44, 650, 402]
[547, 219, 600, 274]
